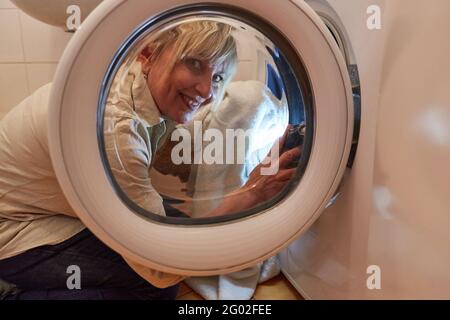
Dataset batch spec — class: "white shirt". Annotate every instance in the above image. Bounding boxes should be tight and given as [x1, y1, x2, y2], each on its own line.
[104, 60, 168, 216]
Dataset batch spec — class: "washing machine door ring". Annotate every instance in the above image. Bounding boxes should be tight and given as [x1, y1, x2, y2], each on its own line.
[97, 3, 316, 226]
[49, 0, 354, 276]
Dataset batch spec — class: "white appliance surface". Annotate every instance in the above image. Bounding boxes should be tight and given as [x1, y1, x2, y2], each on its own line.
[280, 0, 450, 299]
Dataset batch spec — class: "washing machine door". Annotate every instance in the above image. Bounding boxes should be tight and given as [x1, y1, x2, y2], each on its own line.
[48, 0, 354, 276]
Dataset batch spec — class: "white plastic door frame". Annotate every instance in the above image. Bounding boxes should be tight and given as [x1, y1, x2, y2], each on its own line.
[48, 0, 353, 276]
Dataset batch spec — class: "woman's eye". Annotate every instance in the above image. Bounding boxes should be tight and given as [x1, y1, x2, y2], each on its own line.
[186, 58, 202, 71]
[213, 74, 224, 84]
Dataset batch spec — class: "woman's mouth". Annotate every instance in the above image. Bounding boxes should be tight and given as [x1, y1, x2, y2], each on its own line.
[180, 93, 201, 111]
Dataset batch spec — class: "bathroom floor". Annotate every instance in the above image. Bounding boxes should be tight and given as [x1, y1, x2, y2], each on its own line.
[176, 274, 304, 300]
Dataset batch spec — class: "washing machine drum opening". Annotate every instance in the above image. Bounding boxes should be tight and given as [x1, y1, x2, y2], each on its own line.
[49, 0, 354, 275]
[98, 6, 313, 225]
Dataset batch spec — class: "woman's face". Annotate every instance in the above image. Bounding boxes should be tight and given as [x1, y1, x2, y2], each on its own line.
[142, 46, 226, 124]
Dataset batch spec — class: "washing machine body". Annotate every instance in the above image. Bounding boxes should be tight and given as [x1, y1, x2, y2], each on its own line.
[47, 0, 356, 276]
[280, 0, 450, 299]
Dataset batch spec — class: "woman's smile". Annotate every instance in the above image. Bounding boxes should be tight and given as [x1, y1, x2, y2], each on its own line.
[179, 92, 203, 111]
[142, 44, 226, 123]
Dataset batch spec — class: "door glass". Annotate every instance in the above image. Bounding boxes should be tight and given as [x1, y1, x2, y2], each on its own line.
[98, 10, 313, 224]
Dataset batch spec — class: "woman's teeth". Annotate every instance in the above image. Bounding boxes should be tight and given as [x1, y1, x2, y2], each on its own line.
[181, 94, 201, 110]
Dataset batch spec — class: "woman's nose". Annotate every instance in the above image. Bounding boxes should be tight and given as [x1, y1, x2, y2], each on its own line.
[195, 75, 213, 101]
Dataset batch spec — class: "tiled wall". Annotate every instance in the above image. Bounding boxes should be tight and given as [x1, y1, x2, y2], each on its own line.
[0, 0, 72, 119]
[0, 1, 270, 120]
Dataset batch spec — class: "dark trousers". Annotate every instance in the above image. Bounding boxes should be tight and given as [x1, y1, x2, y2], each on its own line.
[0, 229, 179, 300]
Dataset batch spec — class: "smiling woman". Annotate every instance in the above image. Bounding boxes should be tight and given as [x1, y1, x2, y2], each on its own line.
[137, 21, 238, 124]
[102, 17, 306, 221]
[103, 20, 239, 217]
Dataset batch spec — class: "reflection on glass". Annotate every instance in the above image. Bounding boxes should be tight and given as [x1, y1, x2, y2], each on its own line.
[102, 15, 307, 223]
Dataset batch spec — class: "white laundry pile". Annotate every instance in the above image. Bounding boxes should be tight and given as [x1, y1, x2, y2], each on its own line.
[184, 80, 288, 300]
[185, 256, 282, 300]
[185, 80, 289, 216]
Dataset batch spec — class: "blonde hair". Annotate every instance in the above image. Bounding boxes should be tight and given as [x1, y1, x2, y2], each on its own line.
[143, 20, 238, 109]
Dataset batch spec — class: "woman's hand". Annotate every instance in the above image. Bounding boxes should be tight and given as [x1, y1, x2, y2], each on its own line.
[204, 126, 302, 218]
[242, 126, 302, 206]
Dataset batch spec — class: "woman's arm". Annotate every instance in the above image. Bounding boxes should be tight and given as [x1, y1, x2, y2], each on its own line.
[204, 136, 301, 218]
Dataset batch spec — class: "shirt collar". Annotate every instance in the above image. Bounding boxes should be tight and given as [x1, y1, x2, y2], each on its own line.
[128, 61, 164, 127]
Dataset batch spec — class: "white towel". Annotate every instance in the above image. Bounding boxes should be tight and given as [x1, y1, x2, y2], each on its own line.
[185, 80, 289, 216]
[185, 256, 281, 300]
[184, 80, 288, 300]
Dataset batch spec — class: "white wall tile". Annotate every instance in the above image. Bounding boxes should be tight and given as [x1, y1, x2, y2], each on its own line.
[0, 9, 25, 62]
[26, 63, 57, 93]
[0, 0, 15, 9]
[0, 64, 28, 119]
[20, 12, 72, 62]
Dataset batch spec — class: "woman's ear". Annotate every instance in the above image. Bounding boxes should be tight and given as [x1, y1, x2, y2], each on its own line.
[137, 45, 155, 75]
[137, 56, 151, 76]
